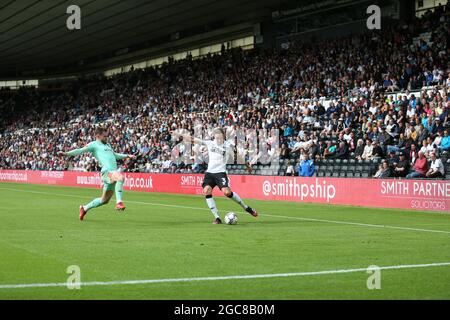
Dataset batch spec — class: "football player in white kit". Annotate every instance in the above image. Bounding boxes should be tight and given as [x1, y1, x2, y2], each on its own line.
[201, 127, 258, 224]
[175, 127, 258, 224]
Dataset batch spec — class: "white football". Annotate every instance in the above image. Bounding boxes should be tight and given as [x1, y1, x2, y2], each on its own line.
[224, 212, 238, 225]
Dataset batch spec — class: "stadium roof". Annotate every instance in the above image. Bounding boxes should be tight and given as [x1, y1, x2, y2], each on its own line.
[0, 0, 365, 79]
[0, 0, 291, 78]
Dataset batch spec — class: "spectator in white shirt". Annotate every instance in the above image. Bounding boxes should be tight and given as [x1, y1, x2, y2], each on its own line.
[419, 140, 434, 158]
[285, 161, 295, 176]
[361, 139, 374, 160]
[426, 152, 444, 178]
[406, 106, 416, 117]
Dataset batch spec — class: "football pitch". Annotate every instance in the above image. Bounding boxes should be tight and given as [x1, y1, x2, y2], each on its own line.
[0, 182, 449, 300]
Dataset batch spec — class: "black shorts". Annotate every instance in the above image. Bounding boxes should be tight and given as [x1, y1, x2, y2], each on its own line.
[202, 172, 230, 189]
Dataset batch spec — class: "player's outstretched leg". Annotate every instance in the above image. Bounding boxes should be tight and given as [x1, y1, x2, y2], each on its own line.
[114, 177, 125, 210]
[108, 171, 126, 210]
[79, 190, 113, 221]
[203, 186, 221, 224]
[222, 188, 258, 217]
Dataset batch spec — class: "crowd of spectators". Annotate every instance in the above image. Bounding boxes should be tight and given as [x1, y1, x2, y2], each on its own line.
[0, 5, 449, 179]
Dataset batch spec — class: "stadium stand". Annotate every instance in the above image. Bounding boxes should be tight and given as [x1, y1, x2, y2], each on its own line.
[0, 5, 449, 180]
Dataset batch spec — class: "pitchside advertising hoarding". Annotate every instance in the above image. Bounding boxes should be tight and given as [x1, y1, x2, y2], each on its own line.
[0, 170, 449, 212]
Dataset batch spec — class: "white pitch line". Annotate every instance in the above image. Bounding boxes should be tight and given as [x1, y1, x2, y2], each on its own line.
[1, 186, 450, 235]
[260, 213, 450, 235]
[1, 262, 450, 290]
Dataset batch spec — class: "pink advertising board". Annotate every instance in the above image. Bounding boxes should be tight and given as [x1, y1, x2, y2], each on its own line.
[0, 170, 448, 212]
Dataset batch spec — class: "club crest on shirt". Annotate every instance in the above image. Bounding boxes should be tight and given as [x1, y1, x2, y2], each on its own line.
[210, 146, 225, 156]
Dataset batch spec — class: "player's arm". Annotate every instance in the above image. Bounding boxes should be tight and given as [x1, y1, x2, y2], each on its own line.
[192, 137, 208, 145]
[59, 144, 92, 157]
[114, 152, 136, 160]
[171, 130, 206, 145]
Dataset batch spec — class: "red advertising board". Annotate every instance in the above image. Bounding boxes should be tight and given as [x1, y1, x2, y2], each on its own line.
[0, 170, 449, 212]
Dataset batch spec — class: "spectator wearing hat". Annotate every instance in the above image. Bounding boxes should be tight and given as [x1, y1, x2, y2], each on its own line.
[392, 152, 410, 177]
[387, 151, 399, 166]
[434, 118, 444, 132]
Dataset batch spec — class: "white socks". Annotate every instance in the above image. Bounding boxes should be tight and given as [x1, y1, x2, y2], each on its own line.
[206, 192, 248, 219]
[230, 192, 248, 210]
[205, 196, 220, 219]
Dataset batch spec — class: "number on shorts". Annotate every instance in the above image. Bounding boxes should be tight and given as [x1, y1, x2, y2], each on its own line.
[222, 177, 230, 187]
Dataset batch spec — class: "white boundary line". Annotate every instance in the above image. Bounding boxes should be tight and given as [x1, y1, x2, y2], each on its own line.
[1, 262, 450, 289]
[1, 186, 450, 235]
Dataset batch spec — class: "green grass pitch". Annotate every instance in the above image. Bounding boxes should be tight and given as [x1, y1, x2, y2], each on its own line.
[0, 182, 449, 300]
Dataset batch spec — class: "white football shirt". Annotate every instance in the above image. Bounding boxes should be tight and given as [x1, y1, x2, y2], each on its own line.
[202, 139, 233, 173]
